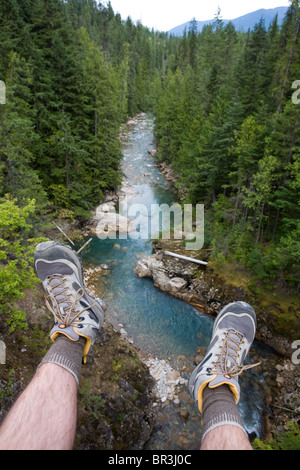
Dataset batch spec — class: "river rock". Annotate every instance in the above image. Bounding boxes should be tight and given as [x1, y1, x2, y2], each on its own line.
[166, 370, 180, 382]
[94, 211, 134, 236]
[90, 193, 143, 237]
[135, 255, 187, 295]
[144, 356, 187, 403]
[98, 203, 112, 213]
[100, 264, 109, 270]
[284, 391, 300, 411]
[168, 277, 187, 294]
[134, 258, 153, 277]
[104, 194, 118, 203]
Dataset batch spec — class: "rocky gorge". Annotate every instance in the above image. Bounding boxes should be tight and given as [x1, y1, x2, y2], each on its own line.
[82, 185, 300, 447]
[1, 113, 298, 451]
[82, 113, 300, 447]
[135, 243, 300, 433]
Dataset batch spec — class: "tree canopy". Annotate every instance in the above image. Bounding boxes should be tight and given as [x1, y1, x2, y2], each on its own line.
[0, 0, 299, 294]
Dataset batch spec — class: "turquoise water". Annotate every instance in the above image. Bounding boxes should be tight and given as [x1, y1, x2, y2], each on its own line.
[82, 115, 215, 361]
[83, 236, 214, 359]
[80, 114, 276, 449]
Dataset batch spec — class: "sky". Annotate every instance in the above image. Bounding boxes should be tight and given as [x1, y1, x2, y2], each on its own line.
[107, 0, 291, 32]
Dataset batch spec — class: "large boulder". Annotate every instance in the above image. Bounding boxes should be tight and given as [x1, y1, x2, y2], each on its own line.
[135, 255, 187, 295]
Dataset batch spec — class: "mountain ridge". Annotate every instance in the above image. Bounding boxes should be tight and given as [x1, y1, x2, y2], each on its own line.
[168, 6, 289, 36]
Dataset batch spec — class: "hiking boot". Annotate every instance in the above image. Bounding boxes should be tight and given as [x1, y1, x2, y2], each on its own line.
[189, 301, 261, 413]
[34, 241, 106, 363]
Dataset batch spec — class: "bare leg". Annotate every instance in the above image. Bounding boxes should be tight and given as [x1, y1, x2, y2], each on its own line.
[199, 385, 253, 450]
[201, 425, 253, 450]
[188, 302, 259, 451]
[0, 240, 106, 450]
[0, 363, 77, 450]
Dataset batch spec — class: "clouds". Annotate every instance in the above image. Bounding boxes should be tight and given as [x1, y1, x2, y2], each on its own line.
[108, 0, 290, 32]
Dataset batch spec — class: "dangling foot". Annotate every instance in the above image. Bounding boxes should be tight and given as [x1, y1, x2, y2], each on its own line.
[34, 241, 106, 363]
[189, 301, 261, 413]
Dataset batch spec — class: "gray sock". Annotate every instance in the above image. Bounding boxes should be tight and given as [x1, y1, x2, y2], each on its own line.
[201, 384, 247, 442]
[38, 335, 85, 385]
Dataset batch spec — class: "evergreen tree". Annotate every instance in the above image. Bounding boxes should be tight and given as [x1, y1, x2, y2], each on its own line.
[0, 51, 47, 212]
[0, 0, 299, 291]
[274, 0, 300, 113]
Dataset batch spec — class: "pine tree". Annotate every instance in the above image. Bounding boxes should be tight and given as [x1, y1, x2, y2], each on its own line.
[229, 114, 266, 228]
[0, 51, 47, 212]
[74, 28, 122, 205]
[243, 154, 279, 245]
[267, 101, 300, 239]
[234, 19, 268, 114]
[274, 0, 300, 114]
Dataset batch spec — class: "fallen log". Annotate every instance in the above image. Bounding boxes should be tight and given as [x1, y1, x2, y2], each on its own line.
[53, 222, 74, 246]
[76, 237, 92, 255]
[163, 251, 208, 266]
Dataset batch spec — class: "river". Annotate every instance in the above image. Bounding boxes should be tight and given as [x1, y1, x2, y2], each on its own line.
[80, 113, 277, 450]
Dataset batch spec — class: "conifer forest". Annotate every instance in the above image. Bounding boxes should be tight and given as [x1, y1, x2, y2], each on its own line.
[0, 2, 299, 344]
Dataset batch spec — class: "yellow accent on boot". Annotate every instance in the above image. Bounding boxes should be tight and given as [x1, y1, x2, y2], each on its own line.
[197, 376, 217, 414]
[78, 335, 91, 364]
[50, 329, 90, 363]
[50, 329, 78, 343]
[197, 376, 240, 414]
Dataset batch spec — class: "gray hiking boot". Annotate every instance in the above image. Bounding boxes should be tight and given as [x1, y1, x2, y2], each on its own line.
[189, 301, 261, 413]
[34, 241, 106, 363]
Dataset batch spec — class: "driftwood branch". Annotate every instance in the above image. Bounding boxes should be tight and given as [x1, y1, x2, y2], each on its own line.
[53, 222, 74, 246]
[76, 238, 92, 255]
[271, 404, 300, 416]
[164, 251, 208, 266]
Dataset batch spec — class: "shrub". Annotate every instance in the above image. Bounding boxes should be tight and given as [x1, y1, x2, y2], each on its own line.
[0, 196, 48, 332]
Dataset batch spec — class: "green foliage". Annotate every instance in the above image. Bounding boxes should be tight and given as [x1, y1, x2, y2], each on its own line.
[0, 368, 15, 401]
[152, 2, 300, 290]
[79, 378, 106, 421]
[0, 0, 169, 219]
[0, 196, 48, 332]
[0, 0, 175, 329]
[0, 0, 299, 317]
[253, 422, 300, 450]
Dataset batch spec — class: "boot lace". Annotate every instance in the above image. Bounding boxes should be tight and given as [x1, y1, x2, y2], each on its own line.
[211, 329, 261, 378]
[45, 274, 96, 327]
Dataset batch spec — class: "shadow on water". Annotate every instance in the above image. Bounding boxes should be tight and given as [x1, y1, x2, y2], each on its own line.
[80, 114, 278, 450]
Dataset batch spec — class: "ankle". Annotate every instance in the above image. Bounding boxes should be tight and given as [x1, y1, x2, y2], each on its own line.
[201, 384, 247, 443]
[37, 335, 85, 385]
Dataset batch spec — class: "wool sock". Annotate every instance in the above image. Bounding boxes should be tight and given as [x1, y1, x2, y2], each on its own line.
[38, 335, 85, 385]
[201, 384, 247, 442]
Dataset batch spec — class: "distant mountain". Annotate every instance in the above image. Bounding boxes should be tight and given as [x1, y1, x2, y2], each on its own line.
[168, 7, 289, 36]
